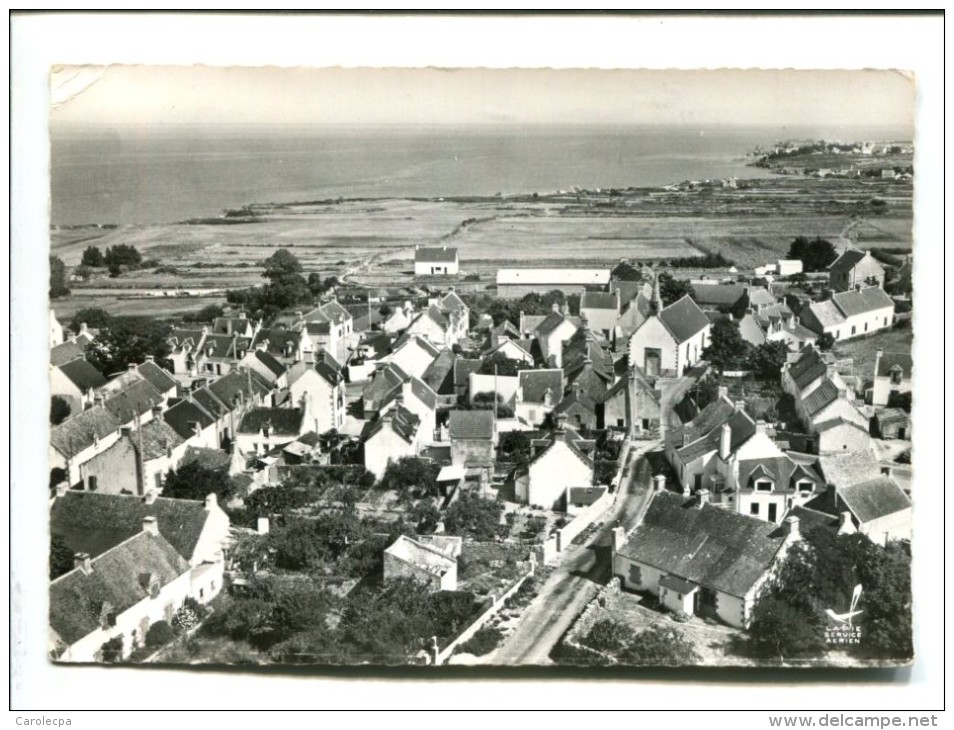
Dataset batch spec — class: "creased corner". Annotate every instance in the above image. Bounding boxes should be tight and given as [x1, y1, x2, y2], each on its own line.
[50, 65, 108, 110]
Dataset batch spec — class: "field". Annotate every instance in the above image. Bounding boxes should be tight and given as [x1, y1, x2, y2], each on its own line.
[51, 174, 913, 316]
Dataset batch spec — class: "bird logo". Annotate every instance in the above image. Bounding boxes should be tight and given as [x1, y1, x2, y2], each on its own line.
[825, 584, 863, 627]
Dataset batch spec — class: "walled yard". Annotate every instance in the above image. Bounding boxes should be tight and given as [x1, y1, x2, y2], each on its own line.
[830, 324, 914, 381]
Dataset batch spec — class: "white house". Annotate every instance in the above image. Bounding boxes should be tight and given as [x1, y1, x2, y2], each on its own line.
[515, 424, 594, 510]
[383, 534, 462, 591]
[628, 286, 711, 378]
[51, 359, 108, 415]
[50, 310, 65, 348]
[414, 246, 459, 276]
[236, 405, 306, 457]
[828, 248, 886, 292]
[362, 405, 423, 479]
[385, 334, 440, 379]
[776, 260, 804, 277]
[871, 350, 912, 407]
[803, 478, 911, 546]
[800, 287, 895, 342]
[579, 290, 621, 341]
[534, 305, 579, 368]
[514, 369, 564, 426]
[287, 361, 347, 435]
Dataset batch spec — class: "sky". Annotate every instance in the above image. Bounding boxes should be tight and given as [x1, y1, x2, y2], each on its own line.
[50, 66, 915, 131]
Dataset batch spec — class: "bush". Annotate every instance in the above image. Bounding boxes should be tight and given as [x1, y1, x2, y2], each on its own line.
[145, 620, 175, 647]
[458, 626, 503, 656]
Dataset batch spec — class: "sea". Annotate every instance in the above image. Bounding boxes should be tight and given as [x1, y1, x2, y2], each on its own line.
[50, 123, 912, 227]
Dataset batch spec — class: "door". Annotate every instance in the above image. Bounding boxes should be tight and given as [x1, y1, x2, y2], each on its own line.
[768, 503, 778, 523]
[645, 348, 662, 377]
[897, 427, 906, 440]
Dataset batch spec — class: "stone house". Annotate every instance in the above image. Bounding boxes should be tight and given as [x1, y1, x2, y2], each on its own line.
[287, 361, 347, 435]
[828, 248, 886, 291]
[800, 287, 895, 342]
[236, 405, 307, 457]
[50, 359, 108, 414]
[514, 368, 564, 426]
[383, 534, 462, 591]
[448, 410, 497, 485]
[628, 285, 711, 378]
[579, 290, 620, 341]
[803, 478, 911, 546]
[362, 404, 423, 479]
[871, 350, 912, 407]
[50, 405, 123, 489]
[534, 306, 579, 368]
[386, 334, 440, 380]
[872, 408, 911, 440]
[515, 423, 595, 510]
[602, 366, 661, 435]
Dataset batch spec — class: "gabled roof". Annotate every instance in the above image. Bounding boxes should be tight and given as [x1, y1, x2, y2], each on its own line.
[200, 333, 252, 360]
[213, 316, 253, 335]
[180, 445, 231, 471]
[250, 349, 286, 378]
[440, 290, 467, 311]
[617, 491, 790, 598]
[163, 399, 215, 439]
[421, 349, 456, 395]
[552, 388, 599, 417]
[51, 490, 216, 564]
[287, 360, 342, 389]
[136, 360, 177, 393]
[828, 248, 870, 273]
[669, 396, 735, 449]
[747, 288, 777, 307]
[518, 369, 564, 405]
[736, 456, 822, 492]
[191, 387, 228, 419]
[448, 410, 494, 440]
[530, 428, 594, 469]
[815, 450, 883, 488]
[603, 367, 660, 405]
[691, 284, 747, 307]
[658, 295, 711, 344]
[392, 333, 441, 359]
[580, 291, 619, 311]
[677, 408, 757, 462]
[835, 477, 911, 523]
[208, 369, 271, 405]
[610, 279, 650, 306]
[408, 376, 438, 411]
[806, 300, 846, 328]
[453, 357, 483, 388]
[873, 408, 910, 427]
[139, 419, 186, 460]
[564, 362, 610, 404]
[318, 299, 352, 323]
[251, 328, 303, 356]
[58, 359, 108, 392]
[102, 379, 165, 424]
[832, 287, 894, 317]
[491, 320, 520, 338]
[50, 341, 86, 367]
[425, 305, 450, 330]
[782, 505, 839, 536]
[360, 331, 392, 359]
[535, 312, 573, 337]
[364, 404, 421, 445]
[50, 406, 121, 458]
[876, 353, 913, 379]
[415, 246, 458, 264]
[793, 361, 828, 392]
[49, 531, 190, 646]
[814, 417, 869, 434]
[801, 379, 841, 417]
[238, 407, 304, 436]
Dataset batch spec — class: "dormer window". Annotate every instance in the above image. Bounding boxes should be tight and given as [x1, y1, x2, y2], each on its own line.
[755, 479, 774, 493]
[890, 368, 903, 385]
[796, 480, 815, 496]
[99, 603, 116, 630]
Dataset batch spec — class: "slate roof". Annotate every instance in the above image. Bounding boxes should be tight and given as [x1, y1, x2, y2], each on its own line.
[677, 409, 757, 462]
[238, 407, 304, 436]
[568, 486, 607, 506]
[835, 477, 911, 523]
[180, 446, 231, 471]
[364, 404, 420, 444]
[50, 490, 215, 565]
[163, 399, 215, 439]
[453, 358, 483, 388]
[360, 332, 392, 359]
[801, 379, 840, 417]
[392, 333, 441, 359]
[580, 291, 619, 311]
[191, 387, 228, 419]
[408, 377, 438, 411]
[873, 408, 910, 427]
[736, 457, 822, 493]
[617, 491, 789, 598]
[782, 506, 839, 536]
[168, 328, 206, 352]
[669, 396, 735, 449]
[828, 248, 868, 273]
[787, 345, 825, 381]
[691, 284, 747, 307]
[747, 288, 777, 308]
[250, 350, 286, 378]
[305, 322, 331, 336]
[529, 428, 595, 469]
[50, 406, 121, 458]
[421, 349, 457, 395]
[213, 316, 253, 335]
[832, 287, 894, 317]
[425, 305, 450, 330]
[50, 341, 86, 367]
[208, 369, 271, 406]
[564, 363, 610, 404]
[806, 300, 846, 328]
[535, 312, 572, 337]
[415, 247, 458, 264]
[201, 334, 252, 360]
[793, 361, 828, 392]
[49, 531, 190, 646]
[518, 369, 564, 405]
[448, 410, 495, 441]
[610, 279, 650, 306]
[658, 295, 711, 344]
[440, 290, 467, 311]
[101, 379, 164, 424]
[136, 360, 177, 393]
[251, 328, 303, 356]
[362, 363, 409, 409]
[876, 353, 913, 379]
[815, 450, 883, 488]
[318, 299, 352, 323]
[814, 417, 869, 434]
[58, 359, 108, 392]
[139, 419, 186, 460]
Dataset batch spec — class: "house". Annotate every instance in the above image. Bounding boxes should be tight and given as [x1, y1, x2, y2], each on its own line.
[250, 327, 309, 365]
[50, 340, 86, 368]
[550, 383, 600, 431]
[781, 346, 869, 440]
[414, 246, 459, 276]
[166, 328, 207, 378]
[212, 313, 258, 338]
[421, 349, 459, 405]
[405, 305, 467, 348]
[535, 305, 579, 368]
[803, 478, 911, 546]
[135, 359, 178, 403]
[613, 282, 654, 341]
[362, 363, 411, 418]
[49, 523, 193, 662]
[613, 489, 801, 628]
[496, 268, 611, 298]
[97, 374, 166, 430]
[448, 410, 497, 484]
[871, 350, 912, 407]
[51, 359, 108, 414]
[872, 408, 911, 440]
[515, 422, 595, 509]
[602, 366, 661, 435]
[362, 405, 423, 479]
[828, 248, 886, 292]
[49, 405, 123, 488]
[382, 303, 414, 335]
[383, 534, 462, 591]
[386, 334, 440, 379]
[387, 377, 438, 443]
[628, 279, 711, 377]
[691, 283, 748, 313]
[236, 406, 306, 457]
[484, 337, 534, 366]
[162, 399, 219, 450]
[453, 358, 483, 399]
[489, 320, 521, 349]
[138, 419, 189, 492]
[287, 361, 347, 435]
[776, 260, 804, 277]
[579, 290, 620, 341]
[240, 348, 287, 388]
[50, 310, 65, 348]
[514, 368, 564, 426]
[468, 372, 519, 409]
[194, 333, 253, 378]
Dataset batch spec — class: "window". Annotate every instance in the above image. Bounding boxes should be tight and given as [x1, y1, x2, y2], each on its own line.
[199, 588, 205, 599]
[797, 480, 814, 495]
[864, 322, 868, 332]
[88, 475, 98, 492]
[755, 479, 773, 493]
[890, 369, 903, 385]
[851, 326, 856, 335]
[628, 564, 643, 587]
[617, 419, 625, 428]
[750, 503, 760, 516]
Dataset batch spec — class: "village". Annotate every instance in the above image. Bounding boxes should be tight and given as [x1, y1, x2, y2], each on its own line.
[47, 229, 914, 667]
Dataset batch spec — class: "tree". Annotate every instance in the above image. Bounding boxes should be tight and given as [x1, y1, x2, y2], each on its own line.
[471, 391, 514, 418]
[745, 341, 789, 380]
[379, 457, 442, 500]
[498, 430, 532, 466]
[145, 620, 175, 647]
[49, 255, 70, 299]
[70, 307, 113, 334]
[658, 273, 694, 307]
[84, 317, 172, 375]
[617, 625, 701, 666]
[817, 332, 836, 351]
[443, 495, 504, 540]
[787, 237, 838, 273]
[262, 249, 304, 279]
[50, 533, 75, 579]
[581, 618, 631, 654]
[50, 396, 71, 426]
[307, 272, 326, 297]
[702, 318, 750, 371]
[162, 462, 234, 502]
[81, 246, 105, 267]
[748, 595, 827, 661]
[98, 636, 124, 663]
[409, 500, 441, 535]
[182, 303, 225, 323]
[478, 352, 523, 377]
[104, 244, 142, 269]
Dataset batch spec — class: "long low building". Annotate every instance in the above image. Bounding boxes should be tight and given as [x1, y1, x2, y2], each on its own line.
[496, 268, 611, 298]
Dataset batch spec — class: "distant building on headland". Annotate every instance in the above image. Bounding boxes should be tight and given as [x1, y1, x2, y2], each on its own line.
[496, 268, 611, 298]
[414, 246, 459, 276]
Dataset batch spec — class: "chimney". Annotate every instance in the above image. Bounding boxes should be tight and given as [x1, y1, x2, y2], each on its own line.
[257, 517, 270, 535]
[127, 363, 137, 372]
[205, 493, 218, 510]
[784, 515, 800, 540]
[142, 516, 159, 536]
[80, 322, 89, 334]
[55, 482, 69, 498]
[74, 553, 92, 575]
[554, 413, 568, 431]
[551, 301, 560, 313]
[734, 400, 745, 412]
[717, 385, 729, 400]
[696, 489, 710, 508]
[682, 482, 691, 498]
[719, 423, 732, 459]
[143, 489, 159, 505]
[612, 526, 626, 553]
[874, 349, 883, 377]
[189, 421, 202, 438]
[837, 511, 857, 535]
[653, 474, 667, 492]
